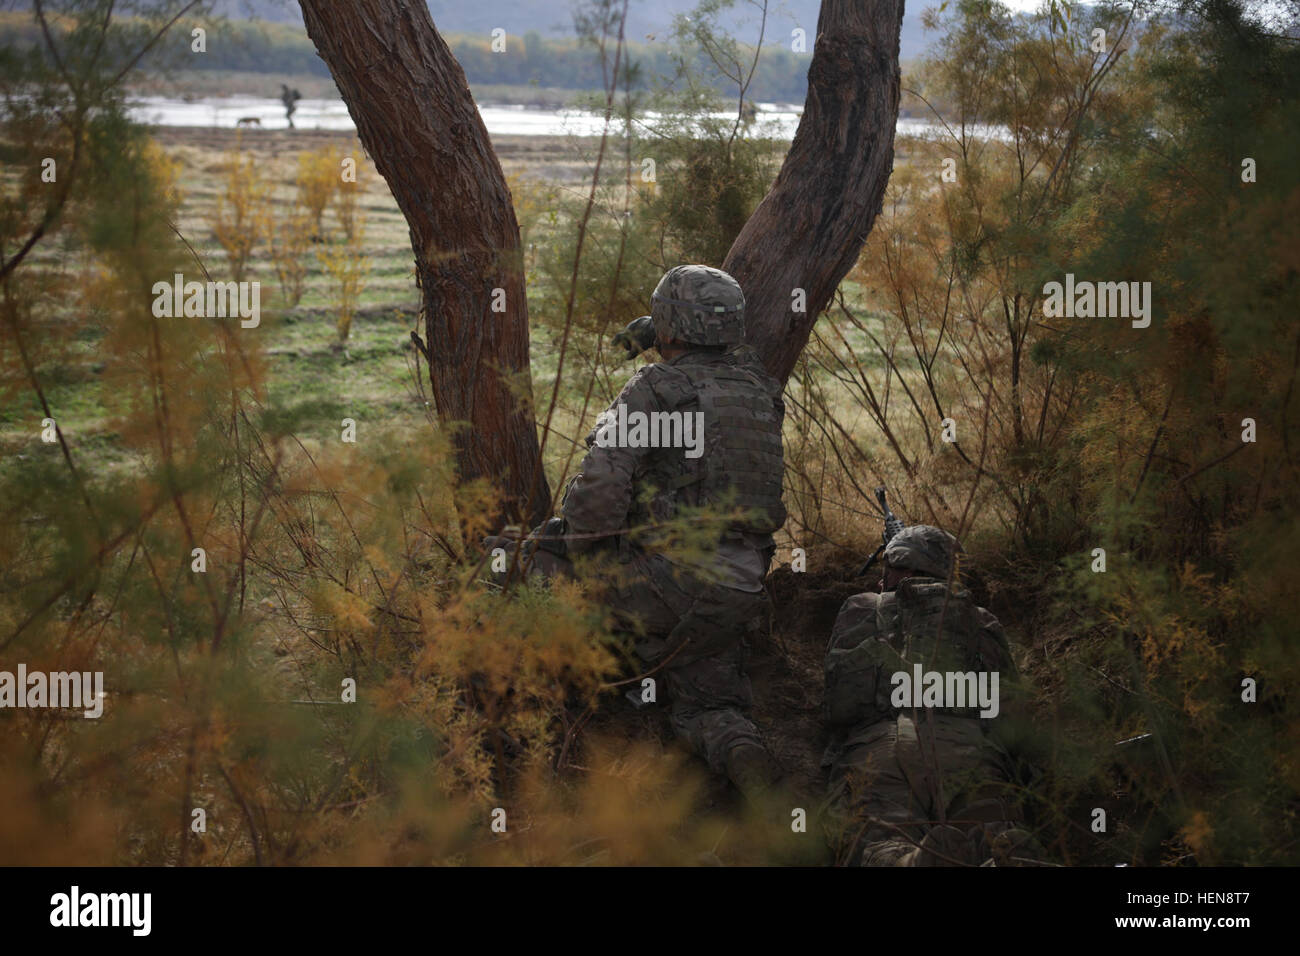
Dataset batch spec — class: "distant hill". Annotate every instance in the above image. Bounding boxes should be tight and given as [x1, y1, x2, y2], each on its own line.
[209, 0, 940, 60]
[3, 1, 943, 102]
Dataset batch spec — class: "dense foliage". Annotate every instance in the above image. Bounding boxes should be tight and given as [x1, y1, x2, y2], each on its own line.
[1, 0, 1296, 865]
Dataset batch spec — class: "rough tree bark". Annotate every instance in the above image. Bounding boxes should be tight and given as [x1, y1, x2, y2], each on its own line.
[299, 0, 550, 529]
[725, 0, 905, 384]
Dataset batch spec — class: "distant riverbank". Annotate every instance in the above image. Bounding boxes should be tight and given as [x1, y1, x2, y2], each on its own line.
[128, 94, 802, 138]
[129, 94, 1005, 142]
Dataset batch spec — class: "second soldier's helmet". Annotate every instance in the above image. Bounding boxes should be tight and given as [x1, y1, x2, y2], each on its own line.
[884, 525, 963, 579]
[650, 264, 745, 347]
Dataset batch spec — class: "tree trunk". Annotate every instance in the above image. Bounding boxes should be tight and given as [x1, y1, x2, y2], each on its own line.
[725, 0, 905, 384]
[299, 0, 550, 529]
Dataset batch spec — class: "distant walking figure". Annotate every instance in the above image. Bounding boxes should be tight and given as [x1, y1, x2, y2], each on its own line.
[281, 84, 302, 129]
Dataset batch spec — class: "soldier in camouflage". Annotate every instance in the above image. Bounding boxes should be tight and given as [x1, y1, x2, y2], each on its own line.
[822, 525, 1044, 865]
[488, 265, 787, 800]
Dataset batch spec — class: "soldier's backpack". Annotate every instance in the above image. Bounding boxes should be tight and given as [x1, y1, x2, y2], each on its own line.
[631, 347, 786, 538]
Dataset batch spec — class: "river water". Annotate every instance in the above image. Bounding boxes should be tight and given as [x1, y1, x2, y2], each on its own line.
[126, 95, 1005, 141]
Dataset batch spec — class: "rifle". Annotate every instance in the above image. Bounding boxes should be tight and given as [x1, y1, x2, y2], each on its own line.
[611, 314, 656, 360]
[857, 487, 905, 576]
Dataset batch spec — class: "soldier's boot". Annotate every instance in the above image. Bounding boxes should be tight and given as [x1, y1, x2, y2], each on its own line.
[899, 824, 979, 867]
[724, 742, 822, 860]
[972, 823, 1048, 866]
[723, 741, 782, 805]
[860, 839, 916, 867]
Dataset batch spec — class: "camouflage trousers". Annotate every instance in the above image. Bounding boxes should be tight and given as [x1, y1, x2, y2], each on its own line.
[502, 540, 771, 775]
[824, 713, 1041, 866]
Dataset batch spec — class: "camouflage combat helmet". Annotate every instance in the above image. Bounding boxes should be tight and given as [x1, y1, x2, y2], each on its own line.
[883, 525, 963, 579]
[650, 265, 745, 347]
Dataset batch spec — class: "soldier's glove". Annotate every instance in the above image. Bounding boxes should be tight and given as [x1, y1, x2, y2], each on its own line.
[610, 314, 656, 361]
[482, 525, 524, 553]
[528, 516, 568, 559]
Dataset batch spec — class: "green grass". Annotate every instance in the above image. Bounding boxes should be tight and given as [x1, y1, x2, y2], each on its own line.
[2, 126, 922, 512]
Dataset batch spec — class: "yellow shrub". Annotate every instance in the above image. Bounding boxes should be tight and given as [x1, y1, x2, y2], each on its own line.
[262, 205, 312, 308]
[211, 144, 267, 282]
[316, 218, 368, 344]
[296, 145, 339, 236]
[336, 141, 366, 244]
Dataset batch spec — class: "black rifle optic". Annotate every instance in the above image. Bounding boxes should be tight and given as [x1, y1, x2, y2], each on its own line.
[858, 487, 905, 576]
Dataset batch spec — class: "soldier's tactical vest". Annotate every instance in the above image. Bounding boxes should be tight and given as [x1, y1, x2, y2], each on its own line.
[825, 580, 1007, 726]
[628, 348, 786, 541]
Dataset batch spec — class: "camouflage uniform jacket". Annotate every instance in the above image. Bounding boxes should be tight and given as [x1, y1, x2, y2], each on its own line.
[561, 345, 785, 592]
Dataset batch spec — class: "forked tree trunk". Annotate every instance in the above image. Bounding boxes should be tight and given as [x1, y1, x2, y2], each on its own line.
[298, 0, 903, 522]
[299, 0, 550, 529]
[725, 0, 905, 384]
